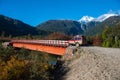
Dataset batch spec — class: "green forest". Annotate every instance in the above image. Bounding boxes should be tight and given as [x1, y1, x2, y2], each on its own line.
[90, 22, 120, 48]
[101, 23, 120, 47]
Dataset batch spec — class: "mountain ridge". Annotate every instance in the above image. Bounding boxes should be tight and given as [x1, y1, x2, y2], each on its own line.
[84, 16, 120, 36]
[78, 13, 118, 23]
[0, 14, 120, 37]
[0, 15, 48, 37]
[37, 20, 84, 35]
[78, 13, 119, 31]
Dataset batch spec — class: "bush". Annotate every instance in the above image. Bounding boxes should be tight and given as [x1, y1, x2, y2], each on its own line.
[0, 56, 29, 80]
[0, 45, 55, 80]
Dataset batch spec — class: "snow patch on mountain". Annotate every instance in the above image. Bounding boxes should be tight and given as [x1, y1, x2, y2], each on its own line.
[79, 13, 118, 23]
[78, 13, 118, 31]
[95, 13, 118, 22]
[79, 16, 94, 23]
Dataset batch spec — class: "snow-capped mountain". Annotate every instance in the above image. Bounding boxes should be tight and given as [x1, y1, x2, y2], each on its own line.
[79, 13, 118, 23]
[78, 13, 118, 31]
[95, 13, 118, 22]
[79, 16, 94, 23]
[79, 16, 95, 31]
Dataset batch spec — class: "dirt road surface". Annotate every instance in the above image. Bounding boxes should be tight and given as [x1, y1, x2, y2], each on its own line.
[62, 46, 120, 80]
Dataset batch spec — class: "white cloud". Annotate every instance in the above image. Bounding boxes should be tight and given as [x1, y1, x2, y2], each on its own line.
[107, 9, 120, 15]
[118, 10, 120, 15]
[108, 10, 115, 14]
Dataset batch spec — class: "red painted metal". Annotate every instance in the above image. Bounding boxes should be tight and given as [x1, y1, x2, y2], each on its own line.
[11, 40, 68, 56]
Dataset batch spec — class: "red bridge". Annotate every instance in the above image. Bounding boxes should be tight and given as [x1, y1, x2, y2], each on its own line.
[11, 40, 69, 56]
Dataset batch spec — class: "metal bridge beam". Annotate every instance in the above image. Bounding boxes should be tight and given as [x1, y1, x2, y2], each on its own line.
[12, 42, 66, 56]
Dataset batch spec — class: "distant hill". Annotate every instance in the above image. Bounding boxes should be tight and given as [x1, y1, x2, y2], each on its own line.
[84, 16, 120, 36]
[86, 21, 100, 29]
[37, 20, 84, 35]
[80, 21, 100, 31]
[0, 15, 47, 37]
[0, 14, 120, 37]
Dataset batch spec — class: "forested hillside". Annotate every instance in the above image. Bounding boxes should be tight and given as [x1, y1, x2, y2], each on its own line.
[101, 22, 120, 47]
[0, 15, 49, 37]
[0, 15, 120, 38]
[84, 16, 120, 36]
[37, 20, 84, 35]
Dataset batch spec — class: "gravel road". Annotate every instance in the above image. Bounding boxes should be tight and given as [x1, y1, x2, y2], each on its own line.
[62, 46, 120, 80]
[82, 46, 120, 59]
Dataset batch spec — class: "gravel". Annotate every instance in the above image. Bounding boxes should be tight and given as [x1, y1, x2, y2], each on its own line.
[61, 46, 120, 80]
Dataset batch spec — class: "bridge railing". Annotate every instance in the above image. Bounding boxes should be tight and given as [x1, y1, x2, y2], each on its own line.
[11, 40, 69, 47]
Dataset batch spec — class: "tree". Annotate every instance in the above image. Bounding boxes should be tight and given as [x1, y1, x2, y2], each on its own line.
[101, 26, 112, 47]
[0, 56, 29, 80]
[0, 45, 55, 80]
[93, 34, 102, 46]
[47, 32, 71, 40]
[28, 51, 53, 80]
[1, 31, 5, 38]
[26, 34, 33, 39]
[113, 36, 119, 47]
[102, 26, 111, 40]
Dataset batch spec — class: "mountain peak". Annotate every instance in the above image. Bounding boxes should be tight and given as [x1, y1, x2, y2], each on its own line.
[79, 16, 94, 23]
[78, 13, 118, 23]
